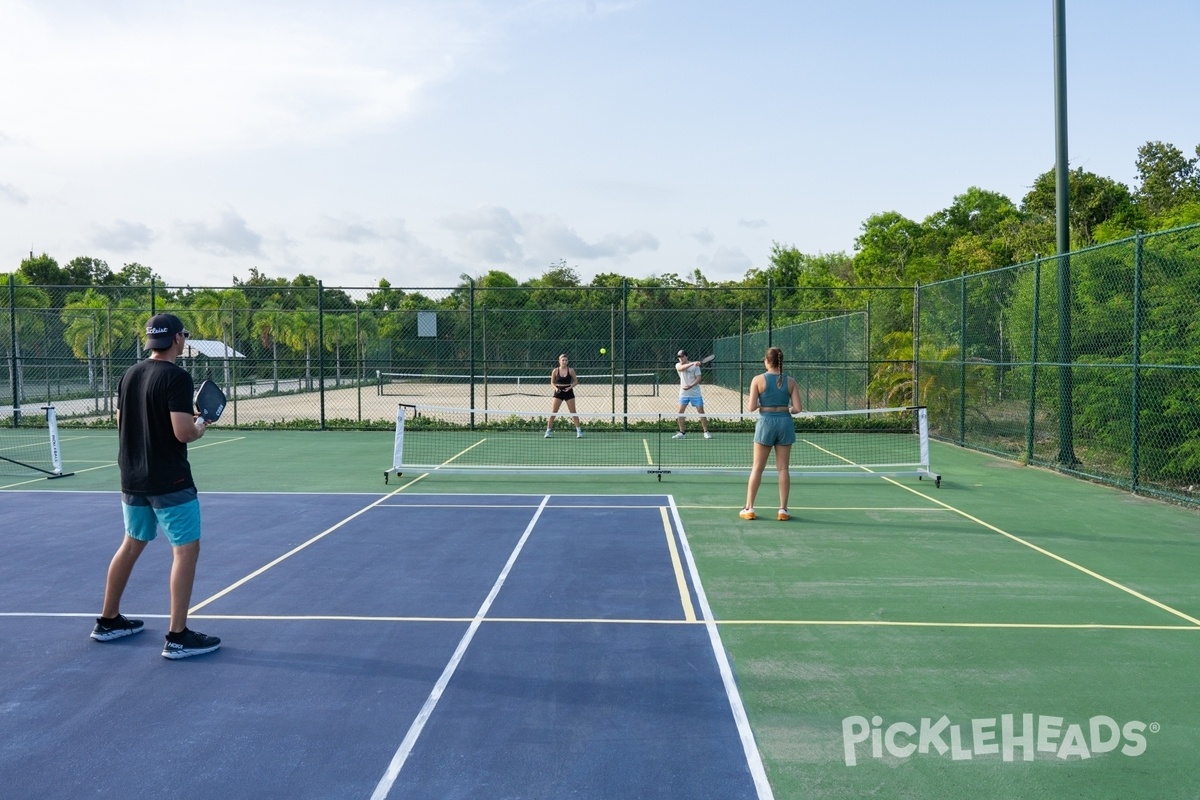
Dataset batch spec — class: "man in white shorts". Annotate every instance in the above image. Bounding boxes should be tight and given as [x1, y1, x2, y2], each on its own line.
[673, 350, 711, 439]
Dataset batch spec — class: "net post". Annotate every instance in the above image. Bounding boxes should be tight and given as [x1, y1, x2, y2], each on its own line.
[44, 405, 64, 475]
[916, 406, 930, 470]
[389, 404, 409, 481]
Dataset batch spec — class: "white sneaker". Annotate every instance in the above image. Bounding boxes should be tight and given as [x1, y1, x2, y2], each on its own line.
[576, 429, 583, 438]
[672, 432, 686, 439]
[703, 432, 712, 439]
[544, 429, 552, 438]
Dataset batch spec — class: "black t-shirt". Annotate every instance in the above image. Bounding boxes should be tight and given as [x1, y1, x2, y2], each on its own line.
[117, 358, 196, 495]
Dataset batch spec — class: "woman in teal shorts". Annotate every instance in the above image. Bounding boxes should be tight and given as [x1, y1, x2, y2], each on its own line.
[740, 346, 803, 521]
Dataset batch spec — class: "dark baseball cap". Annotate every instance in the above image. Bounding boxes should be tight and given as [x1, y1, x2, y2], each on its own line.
[676, 349, 688, 357]
[145, 313, 184, 349]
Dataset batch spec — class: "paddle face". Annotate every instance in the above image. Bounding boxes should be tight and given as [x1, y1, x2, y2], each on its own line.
[700, 354, 715, 365]
[194, 379, 227, 422]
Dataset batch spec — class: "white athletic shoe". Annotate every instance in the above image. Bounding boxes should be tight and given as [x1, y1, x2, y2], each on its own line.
[576, 430, 583, 438]
[703, 432, 713, 439]
[672, 432, 686, 439]
[544, 429, 552, 438]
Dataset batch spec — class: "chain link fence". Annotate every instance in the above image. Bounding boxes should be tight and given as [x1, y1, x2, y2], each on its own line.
[4, 223, 1198, 505]
[916, 223, 1200, 505]
[3, 280, 906, 429]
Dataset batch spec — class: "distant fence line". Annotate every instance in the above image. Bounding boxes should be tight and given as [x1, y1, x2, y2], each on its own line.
[4, 222, 1199, 504]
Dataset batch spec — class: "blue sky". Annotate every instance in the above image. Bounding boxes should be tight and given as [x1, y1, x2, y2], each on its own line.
[2, 0, 1197, 289]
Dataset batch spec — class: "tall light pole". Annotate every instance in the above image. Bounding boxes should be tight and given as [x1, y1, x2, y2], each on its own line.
[1053, 0, 1077, 466]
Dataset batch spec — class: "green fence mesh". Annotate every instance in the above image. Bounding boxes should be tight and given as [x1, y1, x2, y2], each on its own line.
[4, 223, 1199, 505]
[916, 223, 1200, 505]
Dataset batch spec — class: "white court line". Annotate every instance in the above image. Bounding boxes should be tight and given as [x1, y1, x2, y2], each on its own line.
[189, 471, 426, 613]
[669, 495, 775, 800]
[370, 495, 550, 800]
[0, 436, 247, 490]
[676, 505, 953, 512]
[374, 503, 668, 510]
[4, 612, 1198, 632]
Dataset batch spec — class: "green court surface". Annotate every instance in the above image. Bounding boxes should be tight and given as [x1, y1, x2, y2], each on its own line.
[10, 429, 1200, 799]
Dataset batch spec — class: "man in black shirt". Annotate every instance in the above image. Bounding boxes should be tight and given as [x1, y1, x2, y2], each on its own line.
[90, 313, 221, 659]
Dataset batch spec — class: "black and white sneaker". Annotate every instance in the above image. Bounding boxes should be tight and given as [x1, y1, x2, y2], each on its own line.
[90, 614, 145, 641]
[162, 628, 221, 659]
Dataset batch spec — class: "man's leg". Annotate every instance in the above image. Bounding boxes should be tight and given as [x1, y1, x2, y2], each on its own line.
[168, 540, 200, 633]
[100, 536, 150, 618]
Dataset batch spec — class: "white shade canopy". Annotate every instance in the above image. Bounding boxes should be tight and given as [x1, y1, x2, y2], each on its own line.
[181, 339, 245, 359]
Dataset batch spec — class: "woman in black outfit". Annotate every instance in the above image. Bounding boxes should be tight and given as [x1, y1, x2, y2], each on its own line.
[545, 353, 582, 438]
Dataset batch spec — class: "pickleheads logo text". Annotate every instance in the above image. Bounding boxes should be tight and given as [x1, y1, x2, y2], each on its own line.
[842, 714, 1155, 766]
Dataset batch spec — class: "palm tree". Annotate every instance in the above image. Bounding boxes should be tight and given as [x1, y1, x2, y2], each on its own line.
[322, 311, 357, 386]
[252, 300, 286, 392]
[279, 309, 320, 391]
[60, 290, 139, 413]
[2, 276, 51, 407]
[187, 289, 249, 386]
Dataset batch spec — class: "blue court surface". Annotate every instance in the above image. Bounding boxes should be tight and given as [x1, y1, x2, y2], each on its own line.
[0, 491, 770, 799]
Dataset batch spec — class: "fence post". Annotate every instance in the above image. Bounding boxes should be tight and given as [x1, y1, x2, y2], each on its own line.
[469, 279, 476, 416]
[959, 273, 967, 444]
[1131, 232, 1143, 491]
[865, 296, 872, 410]
[318, 280, 326, 430]
[7, 274, 17, 425]
[766, 277, 773, 348]
[621, 279, 628, 420]
[1026, 256, 1041, 462]
[609, 300, 616, 416]
[912, 282, 920, 409]
[738, 301, 744, 414]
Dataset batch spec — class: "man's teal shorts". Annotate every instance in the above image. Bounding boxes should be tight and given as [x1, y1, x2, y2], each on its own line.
[122, 488, 201, 546]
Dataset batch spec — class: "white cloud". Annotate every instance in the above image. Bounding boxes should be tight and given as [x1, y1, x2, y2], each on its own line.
[692, 228, 715, 245]
[738, 218, 768, 229]
[173, 211, 263, 257]
[696, 246, 753, 279]
[441, 206, 525, 264]
[0, 1, 480, 160]
[0, 183, 28, 204]
[521, 215, 658, 261]
[439, 206, 659, 268]
[313, 214, 387, 245]
[90, 220, 156, 251]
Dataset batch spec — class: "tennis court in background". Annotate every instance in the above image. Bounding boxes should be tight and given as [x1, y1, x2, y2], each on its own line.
[2, 429, 1200, 799]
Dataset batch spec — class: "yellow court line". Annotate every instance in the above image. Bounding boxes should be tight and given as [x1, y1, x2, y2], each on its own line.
[799, 438, 878, 473]
[440, 438, 487, 468]
[882, 475, 1200, 627]
[661, 506, 696, 621]
[643, 438, 653, 465]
